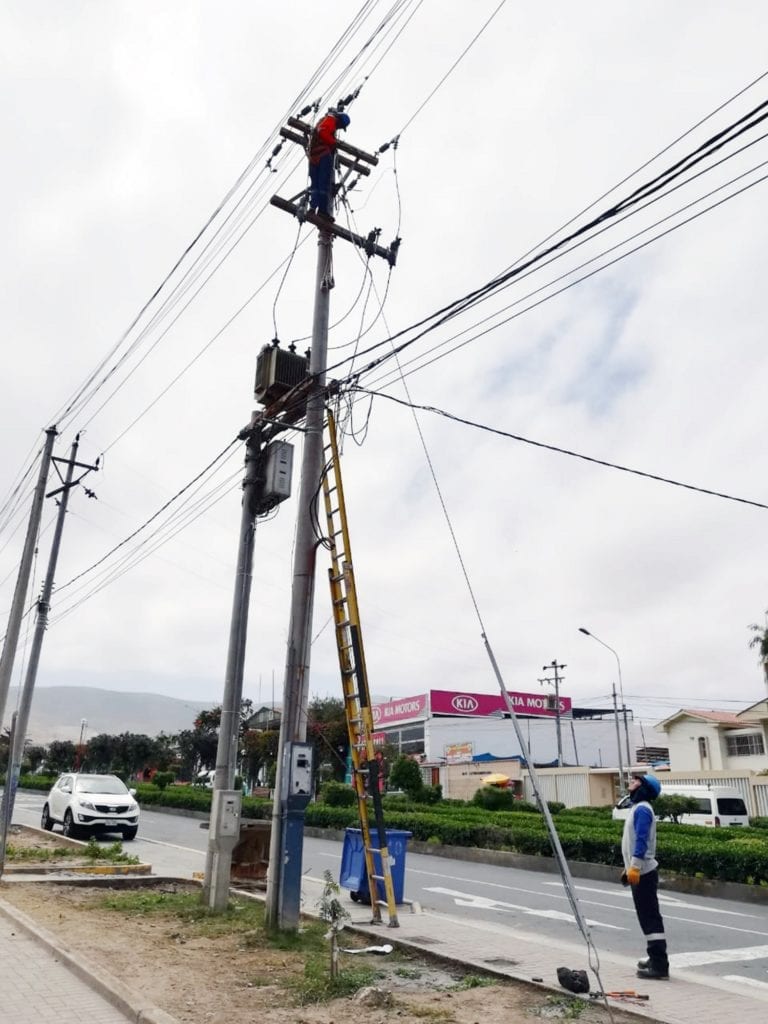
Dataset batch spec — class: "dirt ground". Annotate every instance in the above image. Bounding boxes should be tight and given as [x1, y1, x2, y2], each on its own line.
[0, 828, 652, 1024]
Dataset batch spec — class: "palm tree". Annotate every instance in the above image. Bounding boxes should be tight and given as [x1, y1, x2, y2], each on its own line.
[748, 610, 768, 696]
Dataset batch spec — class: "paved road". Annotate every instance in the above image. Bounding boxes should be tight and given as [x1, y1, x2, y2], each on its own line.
[10, 789, 768, 993]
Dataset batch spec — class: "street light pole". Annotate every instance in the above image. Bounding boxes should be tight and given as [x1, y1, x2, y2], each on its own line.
[578, 627, 631, 792]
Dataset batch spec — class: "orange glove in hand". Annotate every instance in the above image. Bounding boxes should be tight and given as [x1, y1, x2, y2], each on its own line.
[626, 866, 641, 886]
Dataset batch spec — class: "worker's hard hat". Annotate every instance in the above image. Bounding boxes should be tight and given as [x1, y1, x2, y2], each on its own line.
[337, 112, 350, 129]
[640, 774, 661, 799]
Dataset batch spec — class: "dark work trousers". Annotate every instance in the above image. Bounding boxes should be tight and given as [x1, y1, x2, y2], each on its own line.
[309, 155, 334, 215]
[631, 869, 668, 969]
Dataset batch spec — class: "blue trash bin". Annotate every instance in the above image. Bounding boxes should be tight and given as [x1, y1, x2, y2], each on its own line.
[339, 827, 412, 904]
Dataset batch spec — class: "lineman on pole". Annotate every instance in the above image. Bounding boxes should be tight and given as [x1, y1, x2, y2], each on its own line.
[307, 109, 350, 220]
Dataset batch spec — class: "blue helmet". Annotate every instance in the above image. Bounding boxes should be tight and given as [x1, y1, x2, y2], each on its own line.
[336, 112, 350, 129]
[640, 773, 661, 800]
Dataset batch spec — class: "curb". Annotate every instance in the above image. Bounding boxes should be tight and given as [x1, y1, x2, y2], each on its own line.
[0, 894, 180, 1024]
[5, 824, 151, 875]
[2, 862, 152, 875]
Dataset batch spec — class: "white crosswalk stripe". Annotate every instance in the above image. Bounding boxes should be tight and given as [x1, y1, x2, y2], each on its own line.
[672, 945, 768, 968]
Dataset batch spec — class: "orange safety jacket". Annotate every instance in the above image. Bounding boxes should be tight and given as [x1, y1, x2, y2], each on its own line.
[308, 114, 340, 165]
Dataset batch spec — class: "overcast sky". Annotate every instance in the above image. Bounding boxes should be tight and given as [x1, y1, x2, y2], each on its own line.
[2, 1, 768, 740]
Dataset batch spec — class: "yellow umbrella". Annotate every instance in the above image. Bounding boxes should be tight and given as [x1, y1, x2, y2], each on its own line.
[481, 773, 510, 786]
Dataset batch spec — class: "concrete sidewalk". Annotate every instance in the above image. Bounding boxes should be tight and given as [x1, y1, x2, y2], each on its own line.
[0, 911, 132, 1024]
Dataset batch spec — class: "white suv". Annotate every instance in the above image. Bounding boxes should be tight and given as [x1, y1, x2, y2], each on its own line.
[41, 773, 140, 840]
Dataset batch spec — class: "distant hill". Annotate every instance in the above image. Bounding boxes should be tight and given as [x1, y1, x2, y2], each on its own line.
[2, 686, 208, 744]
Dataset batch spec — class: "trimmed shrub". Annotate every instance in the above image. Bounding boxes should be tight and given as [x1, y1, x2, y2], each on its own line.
[320, 781, 358, 807]
[472, 786, 517, 811]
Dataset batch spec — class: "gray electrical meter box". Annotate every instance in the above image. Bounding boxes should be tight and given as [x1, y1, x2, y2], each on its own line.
[263, 441, 293, 504]
[210, 788, 242, 842]
[281, 742, 313, 809]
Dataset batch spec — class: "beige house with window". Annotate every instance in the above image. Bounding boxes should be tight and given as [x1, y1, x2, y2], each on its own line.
[656, 700, 768, 772]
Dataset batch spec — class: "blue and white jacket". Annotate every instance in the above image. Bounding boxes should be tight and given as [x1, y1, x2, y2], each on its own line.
[621, 799, 658, 874]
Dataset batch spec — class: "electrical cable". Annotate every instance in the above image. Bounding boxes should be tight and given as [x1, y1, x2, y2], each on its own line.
[45, 1, 423, 439]
[350, 387, 768, 511]
[54, 436, 241, 596]
[351, 161, 768, 392]
[396, 0, 508, 138]
[323, 93, 768, 381]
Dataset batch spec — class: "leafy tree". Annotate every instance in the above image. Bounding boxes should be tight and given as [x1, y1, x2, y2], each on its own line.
[748, 611, 768, 692]
[307, 696, 348, 785]
[87, 733, 118, 772]
[46, 740, 77, 774]
[389, 755, 424, 799]
[654, 794, 701, 823]
[22, 744, 47, 774]
[0, 728, 10, 771]
[174, 729, 200, 781]
[242, 727, 279, 788]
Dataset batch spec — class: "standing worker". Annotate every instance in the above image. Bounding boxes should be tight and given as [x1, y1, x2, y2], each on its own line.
[307, 109, 350, 219]
[621, 772, 669, 980]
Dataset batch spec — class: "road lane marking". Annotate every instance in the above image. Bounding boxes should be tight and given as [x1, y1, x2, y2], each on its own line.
[137, 837, 205, 855]
[671, 945, 768, 967]
[424, 886, 625, 930]
[542, 881, 763, 919]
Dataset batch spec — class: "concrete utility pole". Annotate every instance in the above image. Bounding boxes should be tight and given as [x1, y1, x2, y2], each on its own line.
[203, 422, 263, 911]
[265, 111, 399, 932]
[265, 222, 333, 932]
[0, 433, 98, 843]
[540, 660, 565, 766]
[0, 426, 57, 730]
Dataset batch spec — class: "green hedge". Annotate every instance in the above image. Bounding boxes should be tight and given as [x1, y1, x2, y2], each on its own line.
[15, 776, 767, 885]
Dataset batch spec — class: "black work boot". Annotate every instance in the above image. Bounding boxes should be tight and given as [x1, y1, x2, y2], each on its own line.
[637, 957, 650, 969]
[637, 962, 669, 980]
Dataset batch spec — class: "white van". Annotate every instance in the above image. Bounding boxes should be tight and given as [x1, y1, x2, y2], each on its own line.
[612, 784, 750, 828]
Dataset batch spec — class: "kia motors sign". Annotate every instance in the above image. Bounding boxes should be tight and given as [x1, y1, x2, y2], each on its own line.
[429, 688, 571, 719]
[371, 694, 428, 727]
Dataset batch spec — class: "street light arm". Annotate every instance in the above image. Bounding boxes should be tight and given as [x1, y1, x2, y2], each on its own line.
[579, 627, 623, 698]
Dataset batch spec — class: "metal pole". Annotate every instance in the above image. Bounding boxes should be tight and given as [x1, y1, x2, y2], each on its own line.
[612, 683, 625, 796]
[553, 665, 563, 766]
[203, 426, 261, 910]
[0, 712, 19, 879]
[0, 427, 57, 728]
[266, 225, 333, 931]
[569, 719, 580, 766]
[0, 435, 79, 833]
[622, 703, 632, 773]
[578, 628, 632, 777]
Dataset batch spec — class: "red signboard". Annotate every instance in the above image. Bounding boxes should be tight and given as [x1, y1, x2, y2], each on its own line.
[370, 689, 571, 726]
[370, 694, 428, 727]
[429, 688, 571, 719]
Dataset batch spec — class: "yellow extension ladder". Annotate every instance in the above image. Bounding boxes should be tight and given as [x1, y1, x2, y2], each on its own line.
[321, 409, 399, 927]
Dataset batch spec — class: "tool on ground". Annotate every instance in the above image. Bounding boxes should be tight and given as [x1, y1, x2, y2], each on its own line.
[340, 943, 394, 955]
[322, 409, 399, 927]
[590, 990, 650, 1001]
